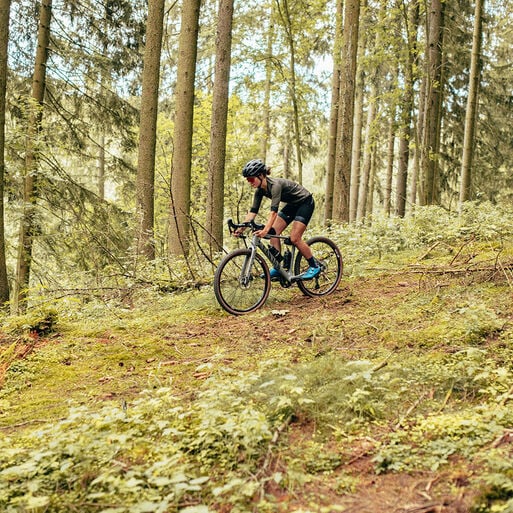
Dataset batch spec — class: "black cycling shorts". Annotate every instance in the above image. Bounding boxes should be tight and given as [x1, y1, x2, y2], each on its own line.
[278, 195, 315, 226]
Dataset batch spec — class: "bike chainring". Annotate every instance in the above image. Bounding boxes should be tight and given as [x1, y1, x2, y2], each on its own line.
[279, 276, 292, 288]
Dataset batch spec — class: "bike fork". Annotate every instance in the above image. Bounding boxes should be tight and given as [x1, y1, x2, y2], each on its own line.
[239, 247, 257, 286]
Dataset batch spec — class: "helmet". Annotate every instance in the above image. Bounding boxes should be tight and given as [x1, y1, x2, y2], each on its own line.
[242, 159, 267, 178]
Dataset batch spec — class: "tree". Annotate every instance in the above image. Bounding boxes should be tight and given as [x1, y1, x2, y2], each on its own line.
[169, 0, 201, 257]
[14, 0, 52, 310]
[0, 0, 11, 305]
[356, 81, 378, 222]
[324, 0, 343, 223]
[260, 3, 274, 162]
[275, 0, 303, 184]
[205, 0, 234, 253]
[419, 0, 445, 206]
[333, 0, 360, 222]
[135, 0, 165, 260]
[395, 0, 420, 218]
[383, 113, 396, 217]
[459, 0, 484, 208]
[349, 56, 364, 223]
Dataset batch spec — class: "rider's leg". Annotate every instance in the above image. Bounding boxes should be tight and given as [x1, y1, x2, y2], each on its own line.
[290, 221, 314, 260]
[270, 216, 287, 254]
[290, 197, 320, 278]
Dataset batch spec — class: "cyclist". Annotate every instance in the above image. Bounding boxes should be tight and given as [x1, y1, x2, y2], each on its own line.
[234, 159, 320, 280]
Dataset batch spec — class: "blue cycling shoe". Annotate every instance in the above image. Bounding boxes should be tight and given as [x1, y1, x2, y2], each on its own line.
[301, 266, 321, 280]
[269, 267, 281, 279]
[261, 267, 281, 280]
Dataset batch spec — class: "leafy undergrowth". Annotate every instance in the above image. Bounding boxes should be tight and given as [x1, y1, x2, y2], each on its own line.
[2, 207, 513, 512]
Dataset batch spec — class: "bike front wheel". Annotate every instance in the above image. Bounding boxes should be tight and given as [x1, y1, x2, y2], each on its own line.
[214, 248, 271, 315]
[294, 236, 343, 297]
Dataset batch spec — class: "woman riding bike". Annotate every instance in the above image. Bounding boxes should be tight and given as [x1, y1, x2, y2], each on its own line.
[234, 159, 320, 280]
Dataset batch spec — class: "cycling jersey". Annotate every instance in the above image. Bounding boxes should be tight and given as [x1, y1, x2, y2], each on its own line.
[249, 177, 312, 214]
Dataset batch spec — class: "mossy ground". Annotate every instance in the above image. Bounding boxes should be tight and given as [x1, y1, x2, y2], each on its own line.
[1, 240, 513, 512]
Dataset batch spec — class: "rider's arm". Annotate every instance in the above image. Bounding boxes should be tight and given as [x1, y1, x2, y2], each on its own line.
[256, 211, 277, 238]
[234, 211, 257, 236]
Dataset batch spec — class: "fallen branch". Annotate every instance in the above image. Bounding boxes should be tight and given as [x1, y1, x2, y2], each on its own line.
[395, 391, 430, 430]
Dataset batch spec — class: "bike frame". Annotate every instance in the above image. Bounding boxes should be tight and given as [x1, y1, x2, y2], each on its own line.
[215, 218, 342, 315]
[230, 219, 304, 286]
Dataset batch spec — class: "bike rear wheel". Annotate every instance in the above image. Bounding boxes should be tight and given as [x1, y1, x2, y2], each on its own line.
[214, 248, 271, 315]
[294, 236, 343, 297]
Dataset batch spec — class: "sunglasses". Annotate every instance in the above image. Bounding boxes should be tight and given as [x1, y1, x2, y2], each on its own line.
[246, 176, 260, 183]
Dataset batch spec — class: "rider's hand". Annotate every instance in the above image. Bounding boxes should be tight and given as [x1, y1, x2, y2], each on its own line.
[255, 229, 268, 238]
[233, 227, 245, 237]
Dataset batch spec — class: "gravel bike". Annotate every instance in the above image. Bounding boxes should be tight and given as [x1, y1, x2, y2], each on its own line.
[214, 219, 343, 315]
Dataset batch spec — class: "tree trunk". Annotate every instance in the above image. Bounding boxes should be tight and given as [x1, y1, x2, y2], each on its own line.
[356, 85, 377, 222]
[410, 75, 426, 208]
[395, 103, 412, 217]
[420, 0, 444, 206]
[135, 0, 165, 260]
[98, 133, 106, 200]
[383, 114, 396, 217]
[333, 0, 360, 222]
[395, 2, 419, 217]
[169, 0, 201, 257]
[0, 0, 11, 305]
[277, 0, 303, 184]
[459, 0, 484, 209]
[260, 4, 274, 162]
[348, 0, 368, 223]
[349, 64, 364, 223]
[14, 0, 52, 311]
[367, 145, 377, 219]
[324, 0, 343, 223]
[205, 0, 234, 253]
[283, 119, 291, 179]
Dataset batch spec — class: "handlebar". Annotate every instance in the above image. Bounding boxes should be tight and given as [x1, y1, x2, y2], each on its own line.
[227, 218, 293, 245]
[227, 218, 264, 235]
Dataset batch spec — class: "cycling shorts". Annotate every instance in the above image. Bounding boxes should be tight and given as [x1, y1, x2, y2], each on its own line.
[278, 195, 315, 226]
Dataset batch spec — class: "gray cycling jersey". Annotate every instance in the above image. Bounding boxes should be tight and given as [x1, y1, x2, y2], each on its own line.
[249, 177, 312, 214]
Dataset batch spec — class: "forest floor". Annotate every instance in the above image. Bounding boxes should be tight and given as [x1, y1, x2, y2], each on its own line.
[1, 248, 513, 512]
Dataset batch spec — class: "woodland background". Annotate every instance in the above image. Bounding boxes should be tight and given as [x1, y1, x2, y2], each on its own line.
[0, 0, 511, 311]
[2, 2, 513, 512]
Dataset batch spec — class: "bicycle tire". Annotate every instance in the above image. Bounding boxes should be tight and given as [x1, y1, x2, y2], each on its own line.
[214, 248, 271, 315]
[294, 236, 343, 297]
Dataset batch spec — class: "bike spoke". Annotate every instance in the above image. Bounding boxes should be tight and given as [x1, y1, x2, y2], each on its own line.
[214, 249, 271, 315]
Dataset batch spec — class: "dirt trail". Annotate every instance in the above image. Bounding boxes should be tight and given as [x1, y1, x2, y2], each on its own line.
[191, 273, 480, 513]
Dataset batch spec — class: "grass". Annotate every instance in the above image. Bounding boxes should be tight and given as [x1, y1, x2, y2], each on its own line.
[2, 208, 513, 511]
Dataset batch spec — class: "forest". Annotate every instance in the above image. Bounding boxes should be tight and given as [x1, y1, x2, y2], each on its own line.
[1, 0, 513, 512]
[0, 0, 511, 308]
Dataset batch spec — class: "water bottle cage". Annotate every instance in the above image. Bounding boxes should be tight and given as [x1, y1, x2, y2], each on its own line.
[283, 250, 292, 271]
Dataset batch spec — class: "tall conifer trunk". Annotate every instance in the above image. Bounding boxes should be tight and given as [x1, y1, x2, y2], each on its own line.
[396, 1, 420, 217]
[277, 0, 303, 183]
[260, 4, 274, 162]
[169, 0, 201, 257]
[14, 0, 52, 311]
[324, 0, 343, 222]
[459, 0, 484, 209]
[0, 0, 11, 305]
[205, 0, 234, 253]
[136, 0, 165, 260]
[420, 0, 444, 205]
[333, 0, 360, 222]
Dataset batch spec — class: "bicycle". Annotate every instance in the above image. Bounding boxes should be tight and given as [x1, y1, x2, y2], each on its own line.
[213, 219, 343, 315]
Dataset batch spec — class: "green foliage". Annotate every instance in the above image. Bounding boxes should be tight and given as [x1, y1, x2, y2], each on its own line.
[2, 204, 513, 511]
[0, 381, 272, 512]
[2, 306, 58, 336]
[473, 450, 513, 513]
[5, 346, 512, 511]
[324, 204, 513, 276]
[374, 406, 513, 474]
